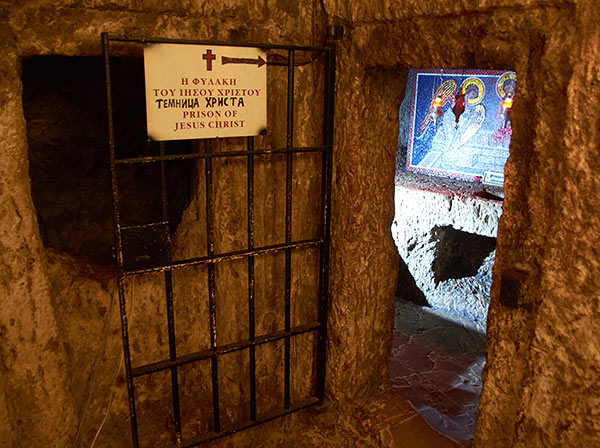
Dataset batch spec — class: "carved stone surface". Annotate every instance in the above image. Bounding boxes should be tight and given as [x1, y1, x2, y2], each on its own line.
[392, 185, 500, 332]
[1, 0, 599, 447]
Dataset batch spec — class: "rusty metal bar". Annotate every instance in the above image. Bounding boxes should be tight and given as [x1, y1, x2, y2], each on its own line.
[205, 139, 221, 433]
[159, 141, 183, 443]
[182, 397, 320, 447]
[247, 136, 257, 422]
[284, 48, 295, 410]
[121, 221, 169, 231]
[132, 322, 320, 378]
[122, 238, 323, 276]
[106, 33, 328, 52]
[114, 146, 326, 165]
[316, 33, 336, 403]
[102, 31, 140, 448]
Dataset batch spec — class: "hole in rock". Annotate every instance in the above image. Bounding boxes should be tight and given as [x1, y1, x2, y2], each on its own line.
[430, 225, 496, 284]
[23, 56, 192, 266]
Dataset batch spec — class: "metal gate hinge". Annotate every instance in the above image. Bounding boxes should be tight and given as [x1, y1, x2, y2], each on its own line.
[326, 24, 345, 40]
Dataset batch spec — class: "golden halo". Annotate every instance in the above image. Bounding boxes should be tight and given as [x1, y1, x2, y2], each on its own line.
[496, 72, 517, 99]
[460, 78, 485, 104]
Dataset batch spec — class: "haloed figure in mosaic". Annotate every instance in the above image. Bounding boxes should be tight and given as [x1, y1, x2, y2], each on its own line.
[432, 78, 486, 167]
[492, 75, 516, 144]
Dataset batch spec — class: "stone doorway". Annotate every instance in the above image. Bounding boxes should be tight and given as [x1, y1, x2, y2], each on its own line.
[390, 177, 501, 445]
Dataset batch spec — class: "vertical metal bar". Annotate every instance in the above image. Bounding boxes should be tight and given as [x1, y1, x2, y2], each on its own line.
[102, 32, 139, 448]
[284, 49, 295, 410]
[205, 139, 220, 432]
[159, 142, 170, 220]
[247, 136, 257, 422]
[159, 142, 183, 444]
[316, 43, 336, 402]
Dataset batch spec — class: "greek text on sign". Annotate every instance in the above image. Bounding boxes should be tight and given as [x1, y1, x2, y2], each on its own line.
[144, 43, 267, 140]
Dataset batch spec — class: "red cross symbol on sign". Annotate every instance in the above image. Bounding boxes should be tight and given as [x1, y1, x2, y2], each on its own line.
[202, 49, 216, 71]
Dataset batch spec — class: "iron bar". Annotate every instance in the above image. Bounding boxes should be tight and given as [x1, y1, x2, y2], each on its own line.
[316, 35, 336, 403]
[165, 270, 182, 443]
[132, 323, 320, 378]
[284, 48, 295, 410]
[105, 32, 334, 447]
[159, 142, 169, 220]
[182, 397, 320, 448]
[102, 31, 140, 448]
[205, 139, 221, 433]
[121, 221, 169, 231]
[114, 146, 326, 165]
[160, 142, 183, 443]
[247, 136, 257, 422]
[106, 33, 329, 52]
[122, 238, 324, 277]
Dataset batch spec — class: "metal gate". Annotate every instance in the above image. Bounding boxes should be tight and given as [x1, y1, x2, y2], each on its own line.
[102, 33, 334, 447]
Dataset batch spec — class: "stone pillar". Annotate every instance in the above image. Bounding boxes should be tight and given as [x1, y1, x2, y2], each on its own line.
[0, 25, 77, 447]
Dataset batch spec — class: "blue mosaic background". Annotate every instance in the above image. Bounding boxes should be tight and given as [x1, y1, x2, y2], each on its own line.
[401, 69, 515, 182]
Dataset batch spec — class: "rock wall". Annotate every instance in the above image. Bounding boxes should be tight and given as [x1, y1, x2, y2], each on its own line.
[1, 1, 333, 446]
[0, 0, 599, 447]
[0, 25, 79, 447]
[323, 0, 600, 446]
[391, 184, 501, 332]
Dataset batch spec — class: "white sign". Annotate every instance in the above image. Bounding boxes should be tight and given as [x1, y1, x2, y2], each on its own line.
[482, 171, 505, 187]
[144, 43, 267, 141]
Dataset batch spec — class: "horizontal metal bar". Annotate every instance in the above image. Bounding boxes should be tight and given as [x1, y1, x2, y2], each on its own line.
[115, 147, 326, 165]
[120, 221, 169, 231]
[122, 238, 323, 276]
[132, 322, 320, 377]
[106, 34, 330, 53]
[181, 397, 320, 448]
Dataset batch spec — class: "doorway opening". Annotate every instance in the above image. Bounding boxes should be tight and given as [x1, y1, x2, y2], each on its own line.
[390, 68, 512, 445]
[390, 180, 500, 444]
[22, 56, 192, 267]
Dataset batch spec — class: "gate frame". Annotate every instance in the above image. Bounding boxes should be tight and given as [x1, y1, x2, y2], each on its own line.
[102, 32, 335, 447]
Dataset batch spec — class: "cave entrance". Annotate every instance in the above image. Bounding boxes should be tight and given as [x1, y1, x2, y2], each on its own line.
[390, 68, 511, 444]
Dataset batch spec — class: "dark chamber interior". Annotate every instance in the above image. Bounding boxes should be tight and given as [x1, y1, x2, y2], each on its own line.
[23, 56, 192, 265]
[430, 225, 496, 284]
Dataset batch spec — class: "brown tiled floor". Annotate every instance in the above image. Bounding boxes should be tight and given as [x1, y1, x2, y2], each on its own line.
[390, 299, 486, 445]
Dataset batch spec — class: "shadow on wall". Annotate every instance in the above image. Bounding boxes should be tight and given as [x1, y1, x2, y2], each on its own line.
[395, 226, 496, 309]
[430, 225, 496, 284]
[396, 256, 429, 306]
